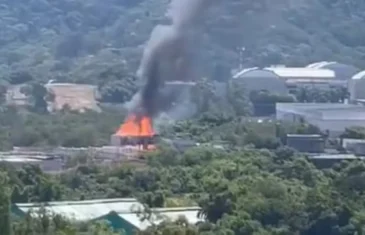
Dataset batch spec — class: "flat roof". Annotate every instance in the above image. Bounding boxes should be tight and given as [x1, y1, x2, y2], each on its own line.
[307, 61, 337, 69]
[233, 67, 336, 80]
[15, 198, 142, 221]
[287, 134, 322, 138]
[0, 158, 42, 163]
[114, 207, 203, 230]
[266, 67, 335, 78]
[164, 81, 196, 85]
[309, 154, 365, 160]
[45, 83, 96, 88]
[286, 79, 346, 85]
[0, 154, 57, 161]
[276, 103, 365, 120]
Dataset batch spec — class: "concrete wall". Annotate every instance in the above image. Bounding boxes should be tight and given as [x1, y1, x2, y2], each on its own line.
[45, 83, 100, 112]
[349, 78, 365, 101]
[6, 85, 28, 106]
[277, 111, 365, 137]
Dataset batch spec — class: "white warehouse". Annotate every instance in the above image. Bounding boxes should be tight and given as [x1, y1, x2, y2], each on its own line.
[307, 61, 360, 80]
[276, 103, 365, 136]
[232, 66, 344, 95]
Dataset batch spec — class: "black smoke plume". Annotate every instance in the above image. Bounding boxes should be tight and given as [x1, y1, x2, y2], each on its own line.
[132, 0, 210, 119]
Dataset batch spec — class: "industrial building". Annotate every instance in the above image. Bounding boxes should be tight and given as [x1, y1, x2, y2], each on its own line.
[340, 138, 365, 156]
[0, 153, 64, 172]
[286, 134, 325, 153]
[276, 103, 365, 136]
[308, 154, 365, 168]
[232, 66, 344, 96]
[13, 198, 203, 235]
[266, 66, 346, 91]
[13, 198, 143, 222]
[348, 70, 365, 101]
[232, 67, 288, 95]
[306, 61, 360, 80]
[100, 207, 203, 235]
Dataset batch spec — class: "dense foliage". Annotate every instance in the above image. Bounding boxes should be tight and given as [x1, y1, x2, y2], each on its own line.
[1, 0, 365, 235]
[0, 104, 360, 235]
[1, 0, 365, 103]
[0, 107, 127, 150]
[2, 144, 365, 234]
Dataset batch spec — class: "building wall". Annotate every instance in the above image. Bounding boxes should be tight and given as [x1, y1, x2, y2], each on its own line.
[276, 106, 365, 136]
[45, 83, 100, 112]
[349, 78, 365, 100]
[287, 136, 325, 153]
[5, 85, 28, 106]
[278, 112, 365, 136]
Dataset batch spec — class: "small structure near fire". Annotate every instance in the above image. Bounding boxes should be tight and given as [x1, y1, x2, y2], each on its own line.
[111, 115, 157, 151]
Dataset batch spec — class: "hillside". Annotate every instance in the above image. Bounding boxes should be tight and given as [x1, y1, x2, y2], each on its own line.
[3, 2, 365, 234]
[1, 0, 365, 103]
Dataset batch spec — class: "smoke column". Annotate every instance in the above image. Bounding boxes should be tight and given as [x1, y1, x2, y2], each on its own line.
[132, 0, 210, 119]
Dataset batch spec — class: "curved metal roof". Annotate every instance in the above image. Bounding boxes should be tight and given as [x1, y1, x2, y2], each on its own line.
[233, 67, 335, 79]
[233, 67, 259, 79]
[307, 61, 337, 68]
[233, 67, 280, 79]
[307, 61, 360, 79]
[352, 70, 365, 80]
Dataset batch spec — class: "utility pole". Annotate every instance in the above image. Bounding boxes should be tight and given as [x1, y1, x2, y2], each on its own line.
[238, 47, 246, 70]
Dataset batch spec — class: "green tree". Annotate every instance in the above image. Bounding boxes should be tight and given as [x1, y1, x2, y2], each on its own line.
[0, 172, 12, 235]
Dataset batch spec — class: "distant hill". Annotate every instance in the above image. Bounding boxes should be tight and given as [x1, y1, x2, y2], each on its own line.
[1, 0, 364, 103]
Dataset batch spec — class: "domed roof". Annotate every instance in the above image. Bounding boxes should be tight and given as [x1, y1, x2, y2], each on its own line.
[232, 68, 287, 95]
[233, 67, 279, 79]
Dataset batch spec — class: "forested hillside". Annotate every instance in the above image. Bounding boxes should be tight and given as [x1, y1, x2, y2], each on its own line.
[2, 1, 365, 235]
[1, 0, 365, 102]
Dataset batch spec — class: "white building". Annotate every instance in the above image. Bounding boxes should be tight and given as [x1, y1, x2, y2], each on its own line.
[276, 103, 365, 136]
[267, 66, 343, 89]
[233, 66, 342, 95]
[307, 61, 360, 80]
[349, 70, 365, 101]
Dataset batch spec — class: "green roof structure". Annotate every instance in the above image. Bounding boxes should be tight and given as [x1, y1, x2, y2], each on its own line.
[99, 207, 204, 235]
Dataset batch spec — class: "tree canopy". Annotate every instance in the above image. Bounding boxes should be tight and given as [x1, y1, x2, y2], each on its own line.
[1, 0, 365, 235]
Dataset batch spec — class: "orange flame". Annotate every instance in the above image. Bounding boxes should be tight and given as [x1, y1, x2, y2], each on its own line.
[115, 115, 155, 137]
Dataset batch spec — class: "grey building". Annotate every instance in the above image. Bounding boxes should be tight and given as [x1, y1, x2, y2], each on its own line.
[232, 67, 288, 95]
[276, 103, 365, 136]
[0, 154, 64, 172]
[286, 134, 325, 153]
[308, 154, 365, 168]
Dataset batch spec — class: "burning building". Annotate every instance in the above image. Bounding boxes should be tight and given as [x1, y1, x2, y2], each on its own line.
[111, 0, 213, 151]
[111, 115, 157, 151]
